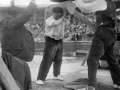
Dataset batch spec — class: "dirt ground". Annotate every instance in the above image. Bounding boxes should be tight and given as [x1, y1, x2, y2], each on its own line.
[32, 80, 68, 90]
[29, 56, 117, 90]
[31, 78, 117, 90]
[31, 71, 116, 90]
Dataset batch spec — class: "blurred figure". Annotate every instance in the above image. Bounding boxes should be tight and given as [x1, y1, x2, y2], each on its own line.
[1, 0, 36, 61]
[11, 0, 15, 6]
[0, 0, 37, 90]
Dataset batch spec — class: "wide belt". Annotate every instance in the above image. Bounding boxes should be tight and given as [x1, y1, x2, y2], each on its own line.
[97, 21, 115, 28]
[45, 36, 63, 44]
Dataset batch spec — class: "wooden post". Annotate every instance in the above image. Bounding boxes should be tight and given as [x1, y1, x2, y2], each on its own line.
[0, 57, 20, 90]
[81, 51, 89, 66]
[34, 11, 36, 24]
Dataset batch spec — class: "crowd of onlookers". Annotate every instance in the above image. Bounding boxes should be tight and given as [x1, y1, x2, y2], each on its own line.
[24, 9, 120, 42]
[25, 13, 96, 42]
[64, 21, 94, 41]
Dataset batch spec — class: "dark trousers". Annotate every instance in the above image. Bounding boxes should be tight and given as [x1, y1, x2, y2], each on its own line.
[37, 36, 63, 81]
[87, 26, 120, 88]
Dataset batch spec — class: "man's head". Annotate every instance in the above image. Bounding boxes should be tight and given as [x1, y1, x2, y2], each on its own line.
[11, 0, 15, 6]
[5, 6, 21, 17]
[52, 7, 64, 20]
[5, 0, 21, 17]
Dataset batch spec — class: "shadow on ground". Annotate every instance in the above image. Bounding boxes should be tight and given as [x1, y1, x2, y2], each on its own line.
[30, 56, 116, 90]
[64, 78, 118, 90]
[32, 78, 118, 90]
[32, 80, 69, 90]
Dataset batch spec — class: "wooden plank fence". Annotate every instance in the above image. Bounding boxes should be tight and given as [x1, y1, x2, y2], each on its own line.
[34, 41, 120, 57]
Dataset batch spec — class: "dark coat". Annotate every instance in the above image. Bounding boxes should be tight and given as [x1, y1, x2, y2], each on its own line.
[1, 2, 37, 62]
[0, 51, 31, 90]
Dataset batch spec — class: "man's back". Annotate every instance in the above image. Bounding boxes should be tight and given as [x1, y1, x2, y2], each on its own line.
[1, 2, 37, 61]
[1, 17, 35, 61]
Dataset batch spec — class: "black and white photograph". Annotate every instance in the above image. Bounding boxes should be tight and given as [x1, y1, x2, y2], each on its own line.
[0, 0, 120, 90]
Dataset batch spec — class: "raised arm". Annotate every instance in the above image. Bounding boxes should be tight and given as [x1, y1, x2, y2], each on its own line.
[7, 0, 37, 30]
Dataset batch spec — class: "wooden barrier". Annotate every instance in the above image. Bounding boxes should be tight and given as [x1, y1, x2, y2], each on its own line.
[35, 41, 76, 56]
[35, 49, 44, 55]
[34, 41, 120, 57]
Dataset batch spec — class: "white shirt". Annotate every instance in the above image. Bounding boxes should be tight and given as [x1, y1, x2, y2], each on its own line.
[74, 0, 107, 13]
[45, 15, 69, 40]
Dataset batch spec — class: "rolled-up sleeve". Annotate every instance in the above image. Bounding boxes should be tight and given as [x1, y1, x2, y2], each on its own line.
[73, 10, 95, 27]
[75, 0, 107, 13]
[45, 16, 55, 26]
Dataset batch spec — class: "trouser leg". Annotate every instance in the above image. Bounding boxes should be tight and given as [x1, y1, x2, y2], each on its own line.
[87, 26, 117, 88]
[87, 38, 104, 88]
[105, 43, 120, 85]
[37, 41, 57, 81]
[24, 62, 32, 90]
[53, 42, 63, 76]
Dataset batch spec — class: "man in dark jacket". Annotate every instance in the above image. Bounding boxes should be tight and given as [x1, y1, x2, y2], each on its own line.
[0, 0, 37, 90]
[1, 0, 37, 62]
[0, 51, 32, 90]
[67, 0, 120, 90]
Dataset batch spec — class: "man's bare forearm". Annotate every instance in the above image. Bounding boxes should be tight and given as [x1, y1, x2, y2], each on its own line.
[73, 10, 95, 27]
